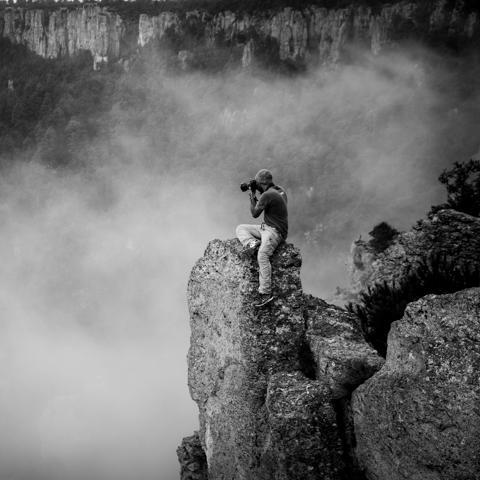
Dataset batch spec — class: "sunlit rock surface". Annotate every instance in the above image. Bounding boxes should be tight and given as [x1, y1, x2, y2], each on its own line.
[352, 288, 480, 480]
[138, 11, 180, 47]
[184, 238, 382, 479]
[349, 209, 480, 298]
[1, 0, 479, 69]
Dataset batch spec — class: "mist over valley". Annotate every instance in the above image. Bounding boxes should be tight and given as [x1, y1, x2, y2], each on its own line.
[0, 5, 480, 477]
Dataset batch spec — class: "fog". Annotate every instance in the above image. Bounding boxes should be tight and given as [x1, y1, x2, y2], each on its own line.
[0, 163, 226, 479]
[1, 44, 479, 479]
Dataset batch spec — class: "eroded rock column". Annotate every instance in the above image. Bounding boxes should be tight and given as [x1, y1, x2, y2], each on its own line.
[185, 238, 384, 479]
[187, 239, 345, 479]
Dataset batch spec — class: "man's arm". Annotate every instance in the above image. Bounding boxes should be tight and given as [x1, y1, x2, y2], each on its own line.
[250, 191, 267, 218]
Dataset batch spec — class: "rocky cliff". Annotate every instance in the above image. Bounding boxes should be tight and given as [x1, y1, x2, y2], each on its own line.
[183, 210, 480, 479]
[353, 288, 480, 480]
[1, 0, 480, 69]
[185, 239, 383, 479]
[0, 5, 126, 69]
[349, 209, 480, 299]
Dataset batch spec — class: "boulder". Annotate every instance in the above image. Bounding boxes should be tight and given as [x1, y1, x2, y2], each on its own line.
[304, 294, 384, 399]
[352, 287, 480, 480]
[176, 432, 208, 480]
[264, 371, 344, 480]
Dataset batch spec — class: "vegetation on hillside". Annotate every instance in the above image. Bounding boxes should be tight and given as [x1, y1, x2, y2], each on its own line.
[429, 159, 480, 217]
[367, 222, 399, 253]
[349, 158, 480, 355]
[348, 254, 480, 356]
[0, 39, 122, 167]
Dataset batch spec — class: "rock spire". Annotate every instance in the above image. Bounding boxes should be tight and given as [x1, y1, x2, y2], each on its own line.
[184, 239, 382, 479]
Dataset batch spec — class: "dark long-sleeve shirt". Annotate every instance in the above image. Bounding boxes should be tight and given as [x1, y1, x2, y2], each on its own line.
[250, 185, 288, 239]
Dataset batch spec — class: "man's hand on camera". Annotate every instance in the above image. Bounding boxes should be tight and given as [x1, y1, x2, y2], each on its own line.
[249, 191, 258, 204]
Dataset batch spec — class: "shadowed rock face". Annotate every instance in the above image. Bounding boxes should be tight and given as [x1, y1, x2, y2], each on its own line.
[304, 294, 383, 399]
[352, 288, 480, 480]
[264, 371, 344, 480]
[1, 1, 480, 70]
[185, 239, 383, 479]
[176, 432, 208, 480]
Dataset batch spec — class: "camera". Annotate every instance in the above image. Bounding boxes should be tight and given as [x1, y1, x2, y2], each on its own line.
[240, 179, 258, 193]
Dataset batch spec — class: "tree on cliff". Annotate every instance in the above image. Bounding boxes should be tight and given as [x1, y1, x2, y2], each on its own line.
[368, 222, 399, 253]
[430, 159, 480, 217]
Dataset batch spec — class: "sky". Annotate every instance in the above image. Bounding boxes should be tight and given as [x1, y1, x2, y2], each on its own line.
[0, 42, 480, 479]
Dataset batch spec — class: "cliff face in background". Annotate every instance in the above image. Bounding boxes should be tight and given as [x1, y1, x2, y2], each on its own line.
[183, 209, 480, 479]
[0, 0, 479, 69]
[0, 5, 125, 69]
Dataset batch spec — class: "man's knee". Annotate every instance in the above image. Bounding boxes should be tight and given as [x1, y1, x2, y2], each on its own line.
[258, 237, 278, 259]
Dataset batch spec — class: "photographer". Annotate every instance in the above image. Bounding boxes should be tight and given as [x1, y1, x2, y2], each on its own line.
[236, 169, 288, 307]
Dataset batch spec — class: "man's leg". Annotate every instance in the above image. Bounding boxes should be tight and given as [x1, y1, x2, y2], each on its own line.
[236, 224, 262, 246]
[257, 226, 282, 295]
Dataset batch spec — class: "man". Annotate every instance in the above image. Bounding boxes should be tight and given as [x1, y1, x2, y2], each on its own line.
[236, 169, 288, 307]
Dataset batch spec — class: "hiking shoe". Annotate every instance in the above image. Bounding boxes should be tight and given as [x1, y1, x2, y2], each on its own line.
[240, 239, 261, 258]
[255, 293, 274, 308]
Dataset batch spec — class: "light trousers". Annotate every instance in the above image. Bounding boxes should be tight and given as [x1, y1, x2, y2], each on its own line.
[236, 223, 283, 294]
